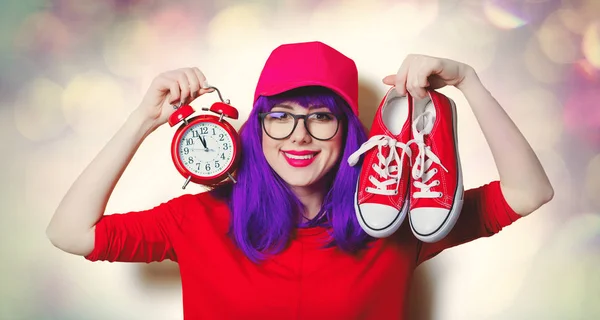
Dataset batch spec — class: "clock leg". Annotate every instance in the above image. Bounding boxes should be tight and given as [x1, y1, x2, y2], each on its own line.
[227, 172, 237, 184]
[182, 175, 192, 189]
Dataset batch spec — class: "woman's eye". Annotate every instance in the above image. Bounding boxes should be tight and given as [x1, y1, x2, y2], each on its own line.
[269, 112, 288, 120]
[309, 113, 333, 121]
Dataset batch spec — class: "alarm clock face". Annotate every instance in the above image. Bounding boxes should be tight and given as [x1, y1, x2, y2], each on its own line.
[177, 122, 235, 177]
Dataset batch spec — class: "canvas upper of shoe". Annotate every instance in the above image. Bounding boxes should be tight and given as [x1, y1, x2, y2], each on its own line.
[409, 109, 448, 200]
[408, 92, 457, 210]
[348, 135, 411, 196]
[407, 90, 464, 242]
[349, 88, 412, 207]
[348, 88, 413, 236]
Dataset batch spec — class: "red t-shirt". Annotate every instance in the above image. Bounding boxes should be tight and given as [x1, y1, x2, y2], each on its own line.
[85, 180, 521, 319]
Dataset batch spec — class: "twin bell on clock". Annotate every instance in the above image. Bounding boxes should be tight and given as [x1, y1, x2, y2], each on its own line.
[168, 86, 241, 189]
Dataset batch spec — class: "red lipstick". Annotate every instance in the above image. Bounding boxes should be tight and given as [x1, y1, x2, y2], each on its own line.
[281, 150, 319, 167]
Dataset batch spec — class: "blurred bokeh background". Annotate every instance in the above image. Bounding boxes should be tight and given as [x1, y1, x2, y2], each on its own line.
[0, 0, 599, 319]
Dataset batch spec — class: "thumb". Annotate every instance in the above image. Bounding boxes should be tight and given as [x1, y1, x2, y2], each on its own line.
[382, 74, 396, 86]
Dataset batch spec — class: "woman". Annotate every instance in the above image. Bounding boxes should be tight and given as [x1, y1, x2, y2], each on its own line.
[46, 41, 553, 319]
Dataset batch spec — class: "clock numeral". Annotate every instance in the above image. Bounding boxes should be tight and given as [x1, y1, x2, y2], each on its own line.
[205, 163, 211, 171]
[212, 128, 216, 135]
[186, 138, 194, 146]
[223, 143, 229, 150]
[200, 127, 209, 135]
[219, 134, 225, 141]
[183, 147, 189, 155]
[214, 161, 220, 169]
[192, 130, 199, 138]
[187, 157, 194, 164]
[220, 153, 225, 160]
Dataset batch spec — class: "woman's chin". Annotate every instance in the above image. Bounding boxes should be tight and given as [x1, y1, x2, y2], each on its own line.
[282, 176, 315, 188]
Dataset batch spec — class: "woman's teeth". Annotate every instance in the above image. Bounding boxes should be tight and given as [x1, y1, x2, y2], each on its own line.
[284, 153, 315, 160]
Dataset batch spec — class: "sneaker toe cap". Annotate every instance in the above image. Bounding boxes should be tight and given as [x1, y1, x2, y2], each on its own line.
[358, 203, 401, 230]
[410, 207, 449, 235]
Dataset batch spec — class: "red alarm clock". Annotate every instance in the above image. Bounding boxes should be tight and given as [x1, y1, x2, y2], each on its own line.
[168, 87, 241, 189]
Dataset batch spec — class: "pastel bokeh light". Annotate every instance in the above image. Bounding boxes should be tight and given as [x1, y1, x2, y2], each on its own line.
[582, 20, 600, 68]
[483, 0, 528, 29]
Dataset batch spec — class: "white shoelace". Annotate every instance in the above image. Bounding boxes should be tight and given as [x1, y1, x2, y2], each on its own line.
[348, 135, 412, 196]
[409, 111, 448, 199]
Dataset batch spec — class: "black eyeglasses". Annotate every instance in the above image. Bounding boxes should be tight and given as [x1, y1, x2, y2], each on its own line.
[259, 111, 341, 141]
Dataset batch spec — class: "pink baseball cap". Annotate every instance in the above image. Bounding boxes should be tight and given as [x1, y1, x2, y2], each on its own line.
[254, 41, 359, 115]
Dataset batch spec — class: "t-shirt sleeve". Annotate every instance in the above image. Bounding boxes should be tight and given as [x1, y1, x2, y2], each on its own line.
[415, 180, 522, 265]
[84, 194, 193, 263]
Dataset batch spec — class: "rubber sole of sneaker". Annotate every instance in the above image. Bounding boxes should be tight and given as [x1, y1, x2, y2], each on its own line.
[354, 181, 410, 238]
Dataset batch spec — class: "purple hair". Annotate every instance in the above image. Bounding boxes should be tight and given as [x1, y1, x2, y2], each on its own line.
[211, 86, 372, 262]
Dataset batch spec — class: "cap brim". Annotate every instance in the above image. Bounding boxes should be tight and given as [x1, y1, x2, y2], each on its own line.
[256, 80, 357, 115]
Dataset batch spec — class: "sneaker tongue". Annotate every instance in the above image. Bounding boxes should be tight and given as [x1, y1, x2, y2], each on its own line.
[415, 111, 435, 135]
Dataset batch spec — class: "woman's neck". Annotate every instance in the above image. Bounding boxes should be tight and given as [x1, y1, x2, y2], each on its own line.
[290, 183, 327, 223]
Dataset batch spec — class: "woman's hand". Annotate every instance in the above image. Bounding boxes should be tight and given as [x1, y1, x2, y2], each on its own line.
[383, 54, 475, 99]
[136, 67, 215, 131]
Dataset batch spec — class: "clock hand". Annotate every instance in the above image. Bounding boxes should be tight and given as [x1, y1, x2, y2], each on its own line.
[198, 136, 208, 149]
[187, 146, 214, 152]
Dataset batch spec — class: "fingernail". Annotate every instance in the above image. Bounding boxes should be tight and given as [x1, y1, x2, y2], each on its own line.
[201, 81, 210, 89]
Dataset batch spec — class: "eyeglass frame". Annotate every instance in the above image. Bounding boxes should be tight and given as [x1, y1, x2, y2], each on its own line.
[258, 111, 343, 141]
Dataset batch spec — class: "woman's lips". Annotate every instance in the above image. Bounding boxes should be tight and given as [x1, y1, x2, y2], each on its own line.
[281, 150, 319, 167]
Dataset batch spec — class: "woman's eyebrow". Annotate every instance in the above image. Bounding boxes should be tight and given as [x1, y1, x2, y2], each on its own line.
[272, 104, 293, 110]
[307, 105, 331, 112]
[272, 103, 329, 111]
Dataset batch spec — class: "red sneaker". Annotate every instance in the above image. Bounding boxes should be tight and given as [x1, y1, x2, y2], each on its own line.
[348, 87, 412, 238]
[407, 89, 464, 243]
